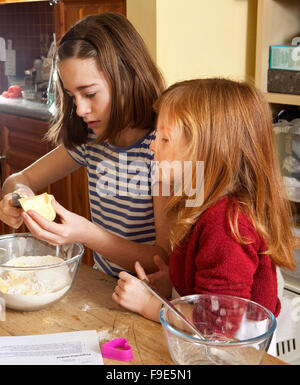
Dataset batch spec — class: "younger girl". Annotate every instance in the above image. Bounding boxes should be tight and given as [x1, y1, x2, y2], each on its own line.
[113, 78, 295, 321]
[0, 13, 170, 277]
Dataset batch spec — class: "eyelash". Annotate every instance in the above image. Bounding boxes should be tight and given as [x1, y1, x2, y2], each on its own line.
[68, 93, 96, 101]
[86, 93, 96, 99]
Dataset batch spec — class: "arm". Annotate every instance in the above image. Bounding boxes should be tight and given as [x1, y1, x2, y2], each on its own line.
[22, 193, 171, 274]
[0, 145, 80, 228]
[112, 261, 162, 322]
[82, 193, 171, 272]
[2, 145, 80, 194]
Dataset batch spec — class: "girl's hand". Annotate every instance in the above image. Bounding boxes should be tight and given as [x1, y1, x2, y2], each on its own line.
[147, 255, 172, 298]
[112, 261, 153, 317]
[0, 187, 34, 229]
[21, 196, 90, 245]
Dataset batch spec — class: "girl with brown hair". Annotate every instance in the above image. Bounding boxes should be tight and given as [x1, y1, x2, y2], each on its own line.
[0, 13, 170, 277]
[113, 78, 295, 321]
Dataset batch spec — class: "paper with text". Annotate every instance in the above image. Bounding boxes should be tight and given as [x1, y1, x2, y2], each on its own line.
[0, 330, 103, 365]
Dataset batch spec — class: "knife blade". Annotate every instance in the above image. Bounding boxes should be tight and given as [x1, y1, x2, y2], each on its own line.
[11, 192, 22, 208]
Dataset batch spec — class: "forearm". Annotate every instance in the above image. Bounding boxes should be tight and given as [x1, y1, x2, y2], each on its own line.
[141, 295, 162, 322]
[2, 146, 80, 198]
[2, 172, 35, 197]
[82, 221, 169, 274]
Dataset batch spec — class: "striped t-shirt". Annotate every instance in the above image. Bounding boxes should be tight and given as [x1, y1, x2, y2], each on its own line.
[68, 129, 156, 277]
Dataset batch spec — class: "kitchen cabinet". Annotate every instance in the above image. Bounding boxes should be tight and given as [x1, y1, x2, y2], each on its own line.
[255, 0, 300, 106]
[0, 112, 94, 266]
[0, 0, 126, 41]
[0, 0, 49, 3]
[53, 0, 126, 41]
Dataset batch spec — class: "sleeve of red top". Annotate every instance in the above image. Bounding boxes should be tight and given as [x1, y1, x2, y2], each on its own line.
[193, 222, 260, 299]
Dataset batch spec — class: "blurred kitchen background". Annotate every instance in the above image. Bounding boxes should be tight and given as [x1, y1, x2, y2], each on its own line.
[0, 2, 54, 77]
[0, 1, 55, 100]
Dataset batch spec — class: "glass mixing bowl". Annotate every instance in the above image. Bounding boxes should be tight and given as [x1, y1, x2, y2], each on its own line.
[159, 294, 277, 365]
[0, 233, 84, 311]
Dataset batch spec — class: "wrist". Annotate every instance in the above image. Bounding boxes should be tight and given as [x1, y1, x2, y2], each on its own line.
[79, 219, 103, 247]
[141, 294, 163, 322]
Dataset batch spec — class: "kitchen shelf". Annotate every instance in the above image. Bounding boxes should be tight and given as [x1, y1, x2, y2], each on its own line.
[255, 0, 300, 106]
[265, 92, 300, 106]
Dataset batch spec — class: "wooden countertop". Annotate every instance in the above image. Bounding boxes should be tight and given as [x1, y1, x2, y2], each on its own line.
[0, 263, 287, 365]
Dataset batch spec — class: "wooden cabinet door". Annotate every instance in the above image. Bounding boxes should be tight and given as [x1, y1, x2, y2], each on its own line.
[54, 0, 126, 40]
[0, 113, 49, 235]
[0, 113, 93, 265]
[0, 114, 50, 175]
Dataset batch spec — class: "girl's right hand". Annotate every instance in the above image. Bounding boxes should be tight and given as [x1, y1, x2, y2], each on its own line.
[0, 188, 34, 229]
[112, 261, 153, 317]
[0, 193, 24, 228]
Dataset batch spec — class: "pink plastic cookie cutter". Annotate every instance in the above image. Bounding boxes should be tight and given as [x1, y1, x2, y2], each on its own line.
[101, 338, 133, 362]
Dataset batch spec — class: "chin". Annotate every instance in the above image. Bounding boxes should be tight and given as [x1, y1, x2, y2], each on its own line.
[91, 127, 104, 136]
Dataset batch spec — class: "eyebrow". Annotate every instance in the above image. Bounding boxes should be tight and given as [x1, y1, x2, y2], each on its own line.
[64, 83, 98, 92]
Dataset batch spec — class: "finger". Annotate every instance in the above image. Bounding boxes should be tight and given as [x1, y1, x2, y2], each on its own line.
[118, 271, 133, 281]
[153, 254, 168, 272]
[6, 202, 23, 218]
[135, 261, 148, 281]
[113, 285, 122, 297]
[112, 291, 120, 303]
[116, 278, 126, 289]
[25, 209, 61, 233]
[114, 285, 128, 299]
[50, 197, 69, 219]
[22, 212, 60, 245]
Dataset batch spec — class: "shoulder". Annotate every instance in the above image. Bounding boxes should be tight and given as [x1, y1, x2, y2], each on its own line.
[193, 196, 263, 250]
[131, 129, 155, 153]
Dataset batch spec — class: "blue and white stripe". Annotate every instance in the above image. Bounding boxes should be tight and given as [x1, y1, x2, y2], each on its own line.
[68, 129, 156, 277]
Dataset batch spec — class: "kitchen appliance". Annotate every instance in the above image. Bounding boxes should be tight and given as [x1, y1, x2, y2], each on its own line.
[273, 113, 300, 364]
[276, 226, 300, 364]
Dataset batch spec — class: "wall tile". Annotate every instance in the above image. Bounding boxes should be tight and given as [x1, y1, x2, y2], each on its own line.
[0, 1, 55, 77]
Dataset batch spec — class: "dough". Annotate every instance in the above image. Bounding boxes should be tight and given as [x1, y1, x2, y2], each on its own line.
[0, 255, 72, 311]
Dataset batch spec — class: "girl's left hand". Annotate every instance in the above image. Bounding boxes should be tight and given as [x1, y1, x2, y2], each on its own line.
[21, 196, 90, 245]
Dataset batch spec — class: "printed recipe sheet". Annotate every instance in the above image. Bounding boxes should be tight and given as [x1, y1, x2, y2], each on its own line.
[0, 330, 103, 365]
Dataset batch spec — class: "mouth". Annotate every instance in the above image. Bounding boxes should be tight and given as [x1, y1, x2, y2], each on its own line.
[85, 120, 101, 128]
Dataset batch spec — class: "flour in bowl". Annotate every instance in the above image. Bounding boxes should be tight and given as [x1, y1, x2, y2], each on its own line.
[0, 255, 72, 311]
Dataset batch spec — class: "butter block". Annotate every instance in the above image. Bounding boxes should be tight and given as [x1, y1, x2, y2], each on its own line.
[19, 193, 56, 221]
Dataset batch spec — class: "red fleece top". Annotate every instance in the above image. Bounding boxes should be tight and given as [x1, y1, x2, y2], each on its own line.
[169, 196, 280, 317]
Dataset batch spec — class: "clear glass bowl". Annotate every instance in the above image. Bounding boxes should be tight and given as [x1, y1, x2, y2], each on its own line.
[0, 233, 84, 311]
[159, 294, 277, 365]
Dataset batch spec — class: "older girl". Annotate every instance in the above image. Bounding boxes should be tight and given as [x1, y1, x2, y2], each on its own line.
[0, 13, 170, 277]
[113, 78, 295, 320]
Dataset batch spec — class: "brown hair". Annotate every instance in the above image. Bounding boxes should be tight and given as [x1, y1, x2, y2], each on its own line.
[154, 78, 295, 270]
[47, 12, 165, 149]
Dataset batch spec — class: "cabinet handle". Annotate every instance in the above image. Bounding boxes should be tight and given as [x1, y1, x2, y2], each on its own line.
[0, 155, 6, 161]
[49, 0, 60, 5]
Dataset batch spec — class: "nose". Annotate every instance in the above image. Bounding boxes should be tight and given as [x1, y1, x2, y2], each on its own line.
[75, 97, 91, 118]
[150, 139, 156, 154]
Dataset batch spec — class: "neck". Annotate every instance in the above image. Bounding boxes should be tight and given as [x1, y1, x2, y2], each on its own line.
[113, 126, 150, 147]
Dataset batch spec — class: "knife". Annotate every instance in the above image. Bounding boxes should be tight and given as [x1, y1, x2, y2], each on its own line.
[11, 192, 22, 208]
